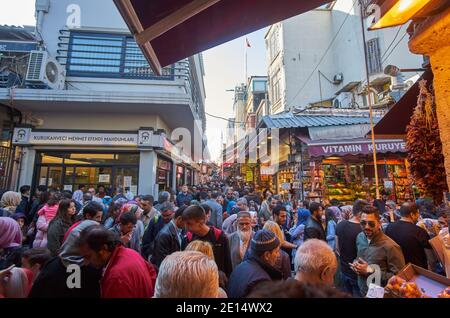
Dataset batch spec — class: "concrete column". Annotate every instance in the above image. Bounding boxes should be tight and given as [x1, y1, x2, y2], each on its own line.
[18, 147, 36, 189]
[138, 150, 157, 196]
[409, 7, 450, 189]
[172, 161, 177, 193]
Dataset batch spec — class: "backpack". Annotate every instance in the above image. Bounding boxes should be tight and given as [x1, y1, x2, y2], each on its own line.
[186, 226, 222, 243]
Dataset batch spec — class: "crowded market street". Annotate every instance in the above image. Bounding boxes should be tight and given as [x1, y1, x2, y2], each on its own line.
[0, 0, 450, 304]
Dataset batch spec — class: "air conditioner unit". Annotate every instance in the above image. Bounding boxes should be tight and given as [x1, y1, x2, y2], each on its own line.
[26, 50, 66, 90]
[333, 92, 353, 109]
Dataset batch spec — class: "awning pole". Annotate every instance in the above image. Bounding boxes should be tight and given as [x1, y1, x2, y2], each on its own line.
[359, 0, 380, 199]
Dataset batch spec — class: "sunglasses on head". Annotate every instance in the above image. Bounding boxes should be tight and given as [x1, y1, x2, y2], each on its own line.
[360, 220, 376, 228]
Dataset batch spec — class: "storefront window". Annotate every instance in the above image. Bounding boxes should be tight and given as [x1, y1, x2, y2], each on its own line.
[186, 168, 192, 186]
[39, 152, 139, 165]
[157, 156, 173, 192]
[35, 151, 139, 195]
[48, 166, 63, 190]
[176, 165, 185, 188]
[115, 167, 138, 195]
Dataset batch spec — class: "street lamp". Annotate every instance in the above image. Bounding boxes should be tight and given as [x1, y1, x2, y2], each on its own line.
[369, 0, 448, 30]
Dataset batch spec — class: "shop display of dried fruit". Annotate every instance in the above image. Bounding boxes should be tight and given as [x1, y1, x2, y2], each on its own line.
[437, 287, 450, 298]
[386, 275, 406, 294]
[406, 80, 448, 204]
[399, 282, 423, 298]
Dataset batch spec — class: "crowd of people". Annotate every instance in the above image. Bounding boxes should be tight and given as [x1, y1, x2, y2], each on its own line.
[0, 181, 448, 298]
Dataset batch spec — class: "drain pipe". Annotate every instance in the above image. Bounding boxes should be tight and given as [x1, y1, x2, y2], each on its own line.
[35, 0, 50, 48]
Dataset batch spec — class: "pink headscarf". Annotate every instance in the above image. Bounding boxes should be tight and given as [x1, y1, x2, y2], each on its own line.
[0, 217, 22, 249]
[37, 204, 59, 222]
[114, 203, 143, 225]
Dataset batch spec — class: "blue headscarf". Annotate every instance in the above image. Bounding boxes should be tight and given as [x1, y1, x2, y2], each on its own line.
[297, 208, 311, 226]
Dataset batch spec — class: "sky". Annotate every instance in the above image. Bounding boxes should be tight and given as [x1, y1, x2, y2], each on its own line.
[1, 0, 268, 162]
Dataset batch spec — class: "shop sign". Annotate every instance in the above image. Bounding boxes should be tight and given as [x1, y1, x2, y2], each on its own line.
[124, 176, 132, 188]
[246, 170, 253, 182]
[281, 182, 291, 190]
[99, 174, 110, 183]
[308, 140, 407, 157]
[63, 185, 73, 191]
[12, 128, 168, 148]
[260, 166, 276, 175]
[39, 178, 46, 186]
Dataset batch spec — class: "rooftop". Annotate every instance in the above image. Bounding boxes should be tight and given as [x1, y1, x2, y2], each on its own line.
[259, 112, 380, 129]
[0, 25, 36, 42]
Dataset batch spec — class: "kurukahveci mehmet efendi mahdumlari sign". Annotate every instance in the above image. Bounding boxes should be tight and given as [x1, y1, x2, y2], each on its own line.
[12, 128, 163, 147]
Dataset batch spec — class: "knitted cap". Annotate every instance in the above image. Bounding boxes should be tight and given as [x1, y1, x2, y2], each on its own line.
[251, 229, 280, 253]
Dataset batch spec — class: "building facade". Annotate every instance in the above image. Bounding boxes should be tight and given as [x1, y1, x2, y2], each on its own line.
[0, 0, 206, 196]
[265, 0, 424, 113]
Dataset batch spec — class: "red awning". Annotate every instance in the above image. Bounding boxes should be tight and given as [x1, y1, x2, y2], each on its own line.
[373, 70, 433, 137]
[113, 0, 329, 74]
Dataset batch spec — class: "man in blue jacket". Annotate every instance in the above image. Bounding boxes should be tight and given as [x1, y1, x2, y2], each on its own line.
[227, 229, 282, 298]
[176, 185, 193, 207]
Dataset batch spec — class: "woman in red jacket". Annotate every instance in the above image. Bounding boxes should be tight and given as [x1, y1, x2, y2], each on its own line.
[79, 224, 157, 298]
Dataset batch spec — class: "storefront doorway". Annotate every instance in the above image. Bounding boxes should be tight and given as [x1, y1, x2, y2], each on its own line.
[34, 152, 139, 196]
[156, 155, 173, 193]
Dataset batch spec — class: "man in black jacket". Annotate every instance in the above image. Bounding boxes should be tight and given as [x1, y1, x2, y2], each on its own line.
[16, 185, 31, 216]
[151, 206, 186, 268]
[182, 205, 232, 277]
[304, 202, 326, 241]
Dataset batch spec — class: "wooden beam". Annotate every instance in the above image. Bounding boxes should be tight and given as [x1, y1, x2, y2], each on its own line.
[141, 42, 163, 76]
[135, 0, 221, 45]
[113, 0, 144, 33]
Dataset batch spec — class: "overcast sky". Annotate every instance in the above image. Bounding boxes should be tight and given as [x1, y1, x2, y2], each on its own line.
[1, 0, 268, 162]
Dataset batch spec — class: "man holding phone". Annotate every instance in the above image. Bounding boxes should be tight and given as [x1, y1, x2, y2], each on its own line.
[352, 205, 405, 296]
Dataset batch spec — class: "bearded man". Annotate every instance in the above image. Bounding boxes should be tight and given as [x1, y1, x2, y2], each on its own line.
[229, 211, 254, 269]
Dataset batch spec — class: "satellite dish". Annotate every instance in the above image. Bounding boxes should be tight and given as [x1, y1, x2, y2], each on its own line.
[384, 65, 400, 76]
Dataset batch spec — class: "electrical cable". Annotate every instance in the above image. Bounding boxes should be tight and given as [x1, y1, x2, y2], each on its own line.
[286, 0, 358, 109]
[381, 32, 408, 65]
[205, 112, 246, 124]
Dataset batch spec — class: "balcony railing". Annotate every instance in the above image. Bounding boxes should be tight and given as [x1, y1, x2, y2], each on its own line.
[56, 29, 176, 80]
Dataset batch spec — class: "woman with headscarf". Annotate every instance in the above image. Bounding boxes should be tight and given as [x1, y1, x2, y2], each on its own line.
[103, 202, 122, 230]
[117, 203, 145, 240]
[325, 207, 340, 251]
[340, 205, 353, 221]
[28, 219, 101, 298]
[0, 191, 22, 217]
[288, 207, 311, 256]
[0, 217, 23, 270]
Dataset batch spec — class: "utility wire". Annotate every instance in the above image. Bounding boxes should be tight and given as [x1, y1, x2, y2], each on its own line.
[286, 0, 358, 109]
[380, 25, 403, 61]
[205, 112, 246, 124]
[381, 32, 408, 65]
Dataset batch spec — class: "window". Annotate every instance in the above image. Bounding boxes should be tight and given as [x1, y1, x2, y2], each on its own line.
[367, 38, 382, 75]
[269, 27, 280, 61]
[271, 70, 281, 103]
[67, 31, 174, 79]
